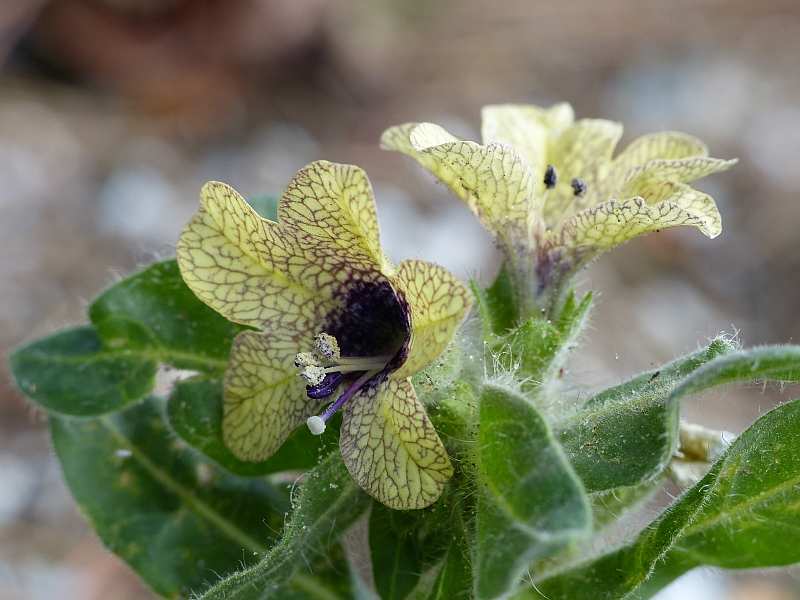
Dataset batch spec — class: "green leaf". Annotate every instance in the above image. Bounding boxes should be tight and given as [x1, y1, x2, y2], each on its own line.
[472, 262, 516, 336]
[667, 344, 800, 399]
[475, 385, 591, 599]
[369, 503, 424, 600]
[51, 396, 289, 599]
[279, 546, 354, 600]
[167, 377, 341, 477]
[554, 289, 592, 341]
[425, 514, 473, 600]
[489, 290, 592, 395]
[89, 259, 247, 376]
[9, 326, 157, 416]
[525, 396, 800, 600]
[557, 338, 735, 492]
[494, 319, 562, 390]
[199, 451, 371, 600]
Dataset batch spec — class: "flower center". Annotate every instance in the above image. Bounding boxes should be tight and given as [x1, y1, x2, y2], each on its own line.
[295, 332, 396, 435]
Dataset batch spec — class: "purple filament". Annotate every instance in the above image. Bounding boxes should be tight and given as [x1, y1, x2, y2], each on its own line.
[306, 372, 344, 399]
[318, 370, 376, 423]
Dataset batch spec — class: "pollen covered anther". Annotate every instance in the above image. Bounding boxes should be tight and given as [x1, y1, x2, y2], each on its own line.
[314, 332, 340, 361]
[571, 177, 588, 197]
[544, 164, 558, 189]
[300, 365, 326, 385]
[294, 352, 319, 368]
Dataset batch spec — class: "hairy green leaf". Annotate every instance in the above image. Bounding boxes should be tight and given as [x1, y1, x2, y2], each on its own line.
[557, 338, 735, 492]
[472, 263, 516, 336]
[369, 503, 423, 600]
[51, 396, 289, 599]
[523, 372, 800, 599]
[10, 326, 157, 415]
[199, 451, 371, 600]
[425, 510, 473, 600]
[89, 259, 246, 376]
[475, 385, 591, 599]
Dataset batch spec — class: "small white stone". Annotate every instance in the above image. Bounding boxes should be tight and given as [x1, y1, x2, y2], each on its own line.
[307, 416, 326, 435]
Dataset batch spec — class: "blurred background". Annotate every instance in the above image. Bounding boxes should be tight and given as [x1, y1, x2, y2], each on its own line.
[1, 0, 800, 598]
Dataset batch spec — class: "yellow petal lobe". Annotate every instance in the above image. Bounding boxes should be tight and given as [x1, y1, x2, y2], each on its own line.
[223, 330, 326, 461]
[615, 156, 737, 200]
[407, 133, 538, 262]
[280, 160, 393, 277]
[481, 103, 574, 180]
[380, 122, 467, 199]
[340, 378, 453, 510]
[390, 259, 472, 381]
[176, 181, 337, 331]
[557, 194, 720, 262]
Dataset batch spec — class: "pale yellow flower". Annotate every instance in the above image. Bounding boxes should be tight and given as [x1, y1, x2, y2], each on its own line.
[382, 103, 735, 318]
[176, 160, 472, 509]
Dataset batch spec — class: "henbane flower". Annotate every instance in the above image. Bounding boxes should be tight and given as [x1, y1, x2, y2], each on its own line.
[381, 103, 736, 320]
[176, 160, 472, 510]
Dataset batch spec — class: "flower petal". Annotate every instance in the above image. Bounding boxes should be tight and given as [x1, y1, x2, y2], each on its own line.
[541, 119, 624, 225]
[381, 122, 467, 199]
[612, 131, 710, 171]
[545, 193, 722, 286]
[340, 378, 453, 509]
[640, 180, 722, 238]
[407, 131, 539, 265]
[615, 156, 737, 200]
[177, 181, 338, 331]
[279, 160, 394, 277]
[223, 330, 326, 461]
[480, 102, 574, 178]
[390, 259, 472, 381]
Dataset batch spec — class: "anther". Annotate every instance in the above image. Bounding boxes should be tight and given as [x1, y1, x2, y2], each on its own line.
[571, 177, 588, 197]
[544, 165, 558, 189]
[294, 352, 319, 368]
[314, 333, 340, 361]
[300, 365, 326, 385]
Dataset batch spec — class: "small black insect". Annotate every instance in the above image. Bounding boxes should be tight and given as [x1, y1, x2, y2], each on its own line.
[648, 370, 661, 383]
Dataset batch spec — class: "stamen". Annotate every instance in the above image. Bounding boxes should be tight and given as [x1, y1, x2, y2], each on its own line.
[294, 352, 320, 368]
[300, 365, 326, 385]
[306, 370, 379, 435]
[314, 333, 340, 361]
[335, 354, 396, 367]
[324, 362, 392, 374]
[544, 165, 558, 189]
[571, 177, 588, 197]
